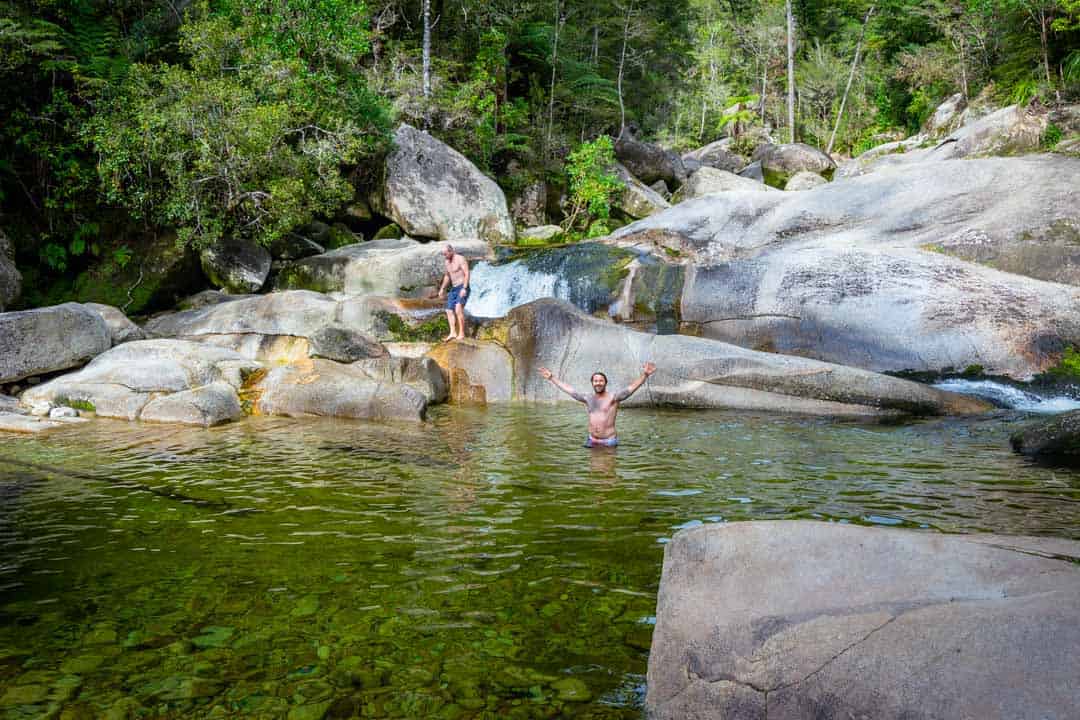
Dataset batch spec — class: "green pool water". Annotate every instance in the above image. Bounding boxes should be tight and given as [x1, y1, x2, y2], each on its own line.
[1, 406, 1078, 719]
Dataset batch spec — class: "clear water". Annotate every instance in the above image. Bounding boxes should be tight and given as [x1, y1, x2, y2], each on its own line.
[2, 406, 1079, 719]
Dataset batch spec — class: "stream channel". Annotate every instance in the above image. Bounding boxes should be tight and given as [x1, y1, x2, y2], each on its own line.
[1, 401, 1079, 718]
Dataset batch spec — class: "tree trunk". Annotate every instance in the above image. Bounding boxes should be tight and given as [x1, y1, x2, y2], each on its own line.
[545, 0, 563, 159]
[760, 58, 767, 123]
[958, 34, 968, 99]
[592, 25, 599, 65]
[617, 0, 633, 141]
[786, 0, 796, 143]
[422, 0, 432, 99]
[827, 4, 874, 156]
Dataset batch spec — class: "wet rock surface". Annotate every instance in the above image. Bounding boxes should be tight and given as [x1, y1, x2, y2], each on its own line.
[1010, 409, 1080, 463]
[647, 521, 1080, 720]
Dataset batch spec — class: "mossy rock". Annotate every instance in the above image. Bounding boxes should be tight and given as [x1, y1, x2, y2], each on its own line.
[372, 223, 403, 241]
[325, 222, 361, 249]
[272, 262, 340, 294]
[381, 312, 450, 342]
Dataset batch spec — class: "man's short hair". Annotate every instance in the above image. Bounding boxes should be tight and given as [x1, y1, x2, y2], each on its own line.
[591, 372, 608, 384]
[444, 243, 454, 254]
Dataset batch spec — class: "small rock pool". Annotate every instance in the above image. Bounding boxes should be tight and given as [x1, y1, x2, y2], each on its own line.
[1, 406, 1078, 718]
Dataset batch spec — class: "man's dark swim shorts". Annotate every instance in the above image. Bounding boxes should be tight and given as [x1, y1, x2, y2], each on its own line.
[446, 284, 468, 310]
[585, 435, 618, 448]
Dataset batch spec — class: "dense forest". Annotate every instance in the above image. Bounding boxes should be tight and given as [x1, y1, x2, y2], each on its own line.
[1, 0, 1078, 310]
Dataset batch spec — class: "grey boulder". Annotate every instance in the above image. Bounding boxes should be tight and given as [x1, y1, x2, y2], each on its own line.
[682, 139, 747, 173]
[491, 299, 987, 417]
[274, 238, 490, 296]
[613, 162, 670, 219]
[0, 303, 111, 384]
[20, 339, 257, 425]
[751, 142, 837, 186]
[614, 132, 687, 188]
[250, 359, 429, 421]
[1010, 409, 1080, 463]
[784, 170, 828, 191]
[648, 521, 1080, 720]
[83, 303, 147, 345]
[374, 124, 514, 245]
[200, 236, 272, 293]
[671, 167, 778, 203]
[309, 324, 389, 362]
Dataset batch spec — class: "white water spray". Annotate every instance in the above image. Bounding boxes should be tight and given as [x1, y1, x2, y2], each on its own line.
[466, 261, 571, 318]
[932, 379, 1080, 413]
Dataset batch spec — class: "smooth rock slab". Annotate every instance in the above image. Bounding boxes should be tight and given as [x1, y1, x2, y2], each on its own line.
[0, 412, 63, 434]
[83, 303, 147, 345]
[251, 359, 428, 421]
[21, 340, 257, 423]
[647, 521, 1080, 720]
[140, 382, 243, 427]
[0, 303, 111, 383]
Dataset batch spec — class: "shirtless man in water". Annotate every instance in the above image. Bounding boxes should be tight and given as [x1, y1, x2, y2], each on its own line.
[538, 363, 657, 447]
[437, 244, 471, 341]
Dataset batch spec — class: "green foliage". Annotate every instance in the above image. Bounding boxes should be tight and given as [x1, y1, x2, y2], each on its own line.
[1040, 346, 1080, 380]
[89, 1, 391, 251]
[563, 137, 623, 238]
[1042, 122, 1063, 148]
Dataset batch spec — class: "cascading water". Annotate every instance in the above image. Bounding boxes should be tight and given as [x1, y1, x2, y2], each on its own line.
[932, 379, 1080, 413]
[466, 260, 570, 318]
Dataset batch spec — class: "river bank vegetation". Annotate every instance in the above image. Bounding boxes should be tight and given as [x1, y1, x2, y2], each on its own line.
[1, 0, 1078, 309]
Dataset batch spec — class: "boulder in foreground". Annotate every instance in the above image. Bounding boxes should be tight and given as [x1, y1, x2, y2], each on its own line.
[648, 521, 1080, 719]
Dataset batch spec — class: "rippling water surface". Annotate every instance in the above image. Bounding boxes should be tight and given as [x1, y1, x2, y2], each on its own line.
[1, 406, 1079, 718]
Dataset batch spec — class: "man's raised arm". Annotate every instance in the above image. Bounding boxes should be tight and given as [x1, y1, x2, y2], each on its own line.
[615, 362, 657, 402]
[538, 367, 586, 403]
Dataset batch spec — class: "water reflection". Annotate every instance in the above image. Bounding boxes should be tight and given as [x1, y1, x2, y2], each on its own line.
[0, 406, 1077, 718]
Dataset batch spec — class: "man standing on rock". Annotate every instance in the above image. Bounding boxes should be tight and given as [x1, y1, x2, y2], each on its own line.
[437, 244, 471, 341]
[538, 363, 657, 447]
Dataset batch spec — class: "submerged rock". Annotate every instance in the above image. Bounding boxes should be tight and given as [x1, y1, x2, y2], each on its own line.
[488, 299, 987, 417]
[0, 303, 111, 384]
[1010, 409, 1080, 463]
[647, 521, 1080, 719]
[374, 124, 514, 245]
[21, 339, 258, 426]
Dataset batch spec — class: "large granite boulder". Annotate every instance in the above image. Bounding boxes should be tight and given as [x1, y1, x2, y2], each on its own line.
[614, 132, 687, 188]
[670, 167, 778, 203]
[273, 238, 490, 296]
[374, 124, 514, 244]
[682, 139, 747, 174]
[1010, 409, 1080, 463]
[83, 303, 147, 345]
[924, 92, 966, 136]
[611, 156, 1080, 378]
[0, 228, 20, 312]
[510, 181, 547, 228]
[648, 521, 1080, 720]
[751, 143, 837, 187]
[426, 340, 513, 404]
[0, 303, 111, 384]
[200, 236, 272, 294]
[249, 359, 429, 421]
[612, 162, 671, 219]
[20, 340, 257, 426]
[145, 289, 445, 359]
[841, 104, 1046, 178]
[487, 299, 987, 417]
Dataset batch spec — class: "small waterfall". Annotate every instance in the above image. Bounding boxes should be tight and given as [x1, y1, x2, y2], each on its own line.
[932, 379, 1080, 413]
[466, 260, 570, 318]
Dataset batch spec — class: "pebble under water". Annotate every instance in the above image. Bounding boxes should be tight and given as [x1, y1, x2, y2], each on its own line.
[1, 405, 1079, 719]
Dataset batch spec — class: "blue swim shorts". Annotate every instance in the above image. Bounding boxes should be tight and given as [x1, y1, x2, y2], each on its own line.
[585, 435, 618, 448]
[446, 284, 469, 310]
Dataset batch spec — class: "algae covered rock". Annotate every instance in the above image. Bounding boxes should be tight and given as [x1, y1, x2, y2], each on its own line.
[200, 236, 272, 294]
[1010, 409, 1080, 463]
[375, 124, 514, 245]
[0, 303, 111, 383]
